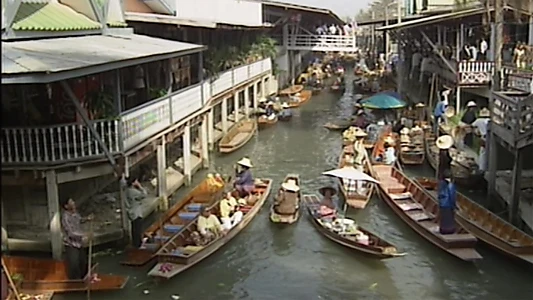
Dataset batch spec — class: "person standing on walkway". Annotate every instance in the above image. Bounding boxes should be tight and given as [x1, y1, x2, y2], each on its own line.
[471, 107, 490, 172]
[433, 95, 447, 135]
[461, 101, 477, 148]
[61, 198, 93, 279]
[438, 169, 457, 234]
[124, 177, 147, 248]
[436, 135, 454, 180]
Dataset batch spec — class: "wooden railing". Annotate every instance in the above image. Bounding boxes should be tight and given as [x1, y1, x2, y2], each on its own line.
[1, 58, 272, 165]
[503, 66, 533, 94]
[1, 119, 120, 165]
[491, 92, 533, 148]
[286, 34, 357, 51]
[458, 61, 493, 85]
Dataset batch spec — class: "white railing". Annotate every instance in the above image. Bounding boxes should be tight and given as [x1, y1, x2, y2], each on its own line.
[1, 58, 272, 165]
[458, 61, 494, 85]
[1, 119, 120, 165]
[287, 34, 357, 51]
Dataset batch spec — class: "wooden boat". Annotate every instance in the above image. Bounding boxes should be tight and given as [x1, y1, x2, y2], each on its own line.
[303, 194, 405, 259]
[147, 179, 273, 279]
[324, 121, 351, 131]
[121, 177, 226, 266]
[399, 132, 425, 165]
[2, 256, 129, 293]
[367, 164, 482, 261]
[257, 115, 278, 128]
[270, 174, 301, 224]
[416, 177, 533, 265]
[338, 144, 375, 209]
[219, 119, 257, 154]
[424, 130, 483, 187]
[279, 85, 304, 96]
[370, 126, 399, 165]
[287, 90, 312, 108]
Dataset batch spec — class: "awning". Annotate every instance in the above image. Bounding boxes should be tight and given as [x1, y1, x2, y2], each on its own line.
[2, 31, 207, 84]
[261, 0, 344, 24]
[125, 12, 218, 28]
[377, 8, 488, 31]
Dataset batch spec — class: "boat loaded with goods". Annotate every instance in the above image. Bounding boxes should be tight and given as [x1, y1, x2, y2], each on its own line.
[270, 174, 302, 224]
[398, 126, 425, 165]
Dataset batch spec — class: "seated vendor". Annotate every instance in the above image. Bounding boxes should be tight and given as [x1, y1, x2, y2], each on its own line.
[265, 102, 276, 117]
[318, 186, 337, 219]
[196, 207, 224, 244]
[383, 137, 397, 165]
[234, 157, 255, 198]
[220, 192, 242, 230]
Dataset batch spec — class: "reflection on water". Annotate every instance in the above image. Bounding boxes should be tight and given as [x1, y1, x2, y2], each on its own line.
[57, 74, 533, 300]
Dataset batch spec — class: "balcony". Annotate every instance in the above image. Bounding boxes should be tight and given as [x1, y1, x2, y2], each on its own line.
[491, 91, 533, 149]
[1, 58, 272, 166]
[286, 34, 358, 52]
[458, 61, 493, 86]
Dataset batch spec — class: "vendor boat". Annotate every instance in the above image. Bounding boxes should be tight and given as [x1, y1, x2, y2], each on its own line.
[147, 179, 273, 279]
[270, 174, 301, 224]
[339, 144, 375, 209]
[257, 115, 278, 129]
[398, 127, 425, 165]
[279, 85, 304, 96]
[219, 119, 257, 154]
[2, 256, 129, 293]
[324, 120, 352, 131]
[303, 194, 405, 259]
[416, 177, 533, 265]
[286, 90, 312, 108]
[120, 177, 226, 266]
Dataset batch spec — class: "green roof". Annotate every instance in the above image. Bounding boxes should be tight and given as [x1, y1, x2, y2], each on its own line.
[107, 21, 128, 28]
[12, 1, 102, 31]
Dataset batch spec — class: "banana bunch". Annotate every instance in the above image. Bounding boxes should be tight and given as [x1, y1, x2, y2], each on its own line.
[342, 126, 361, 142]
[206, 173, 224, 189]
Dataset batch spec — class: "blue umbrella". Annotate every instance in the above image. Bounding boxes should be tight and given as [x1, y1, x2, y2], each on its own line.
[361, 92, 406, 110]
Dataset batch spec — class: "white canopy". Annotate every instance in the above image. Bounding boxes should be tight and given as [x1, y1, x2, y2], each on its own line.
[322, 167, 379, 184]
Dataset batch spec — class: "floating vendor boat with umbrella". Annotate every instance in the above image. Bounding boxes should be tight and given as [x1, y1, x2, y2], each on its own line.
[360, 91, 406, 110]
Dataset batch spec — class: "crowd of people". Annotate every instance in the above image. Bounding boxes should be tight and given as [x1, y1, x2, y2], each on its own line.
[315, 23, 355, 36]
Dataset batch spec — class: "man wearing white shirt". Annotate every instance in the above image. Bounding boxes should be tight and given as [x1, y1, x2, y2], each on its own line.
[329, 24, 336, 35]
[479, 38, 488, 60]
[469, 44, 478, 61]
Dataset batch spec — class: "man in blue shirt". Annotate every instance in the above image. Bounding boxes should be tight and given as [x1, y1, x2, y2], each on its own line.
[433, 93, 448, 135]
[437, 169, 457, 234]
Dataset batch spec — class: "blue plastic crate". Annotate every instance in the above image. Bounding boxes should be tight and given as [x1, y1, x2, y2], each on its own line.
[187, 203, 203, 212]
[164, 224, 184, 233]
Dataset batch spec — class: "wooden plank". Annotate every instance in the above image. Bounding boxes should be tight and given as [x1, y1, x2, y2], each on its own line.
[439, 233, 477, 244]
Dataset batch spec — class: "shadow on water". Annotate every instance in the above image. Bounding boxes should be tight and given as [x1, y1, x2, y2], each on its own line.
[57, 71, 533, 300]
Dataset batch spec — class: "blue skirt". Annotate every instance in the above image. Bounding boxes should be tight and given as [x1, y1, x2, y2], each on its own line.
[439, 207, 456, 234]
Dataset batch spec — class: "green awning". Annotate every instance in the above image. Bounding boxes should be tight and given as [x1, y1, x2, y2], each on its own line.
[12, 1, 102, 31]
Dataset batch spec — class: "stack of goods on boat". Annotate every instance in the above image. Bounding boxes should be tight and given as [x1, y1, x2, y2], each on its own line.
[399, 126, 425, 164]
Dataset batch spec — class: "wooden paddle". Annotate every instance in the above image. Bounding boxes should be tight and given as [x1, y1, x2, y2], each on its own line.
[87, 219, 94, 300]
[1, 257, 22, 300]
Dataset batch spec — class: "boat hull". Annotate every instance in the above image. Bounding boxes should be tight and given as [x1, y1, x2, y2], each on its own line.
[270, 174, 301, 224]
[219, 120, 257, 154]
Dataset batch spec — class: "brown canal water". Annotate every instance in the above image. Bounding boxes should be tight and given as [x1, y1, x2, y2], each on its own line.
[58, 77, 533, 300]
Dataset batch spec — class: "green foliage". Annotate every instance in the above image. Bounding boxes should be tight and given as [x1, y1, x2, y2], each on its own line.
[204, 35, 278, 79]
[12, 273, 23, 284]
[86, 90, 116, 119]
[149, 88, 167, 99]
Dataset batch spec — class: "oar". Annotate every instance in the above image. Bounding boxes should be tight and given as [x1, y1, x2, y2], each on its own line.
[87, 219, 94, 300]
[1, 257, 22, 300]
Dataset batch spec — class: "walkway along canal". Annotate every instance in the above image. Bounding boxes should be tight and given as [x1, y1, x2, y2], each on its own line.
[58, 76, 533, 300]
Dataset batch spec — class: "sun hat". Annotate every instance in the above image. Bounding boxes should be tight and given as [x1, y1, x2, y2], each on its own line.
[282, 180, 300, 192]
[281, 103, 290, 108]
[478, 107, 490, 118]
[237, 157, 253, 168]
[415, 102, 426, 108]
[319, 186, 337, 196]
[466, 101, 477, 108]
[354, 129, 368, 138]
[444, 106, 455, 118]
[436, 135, 454, 150]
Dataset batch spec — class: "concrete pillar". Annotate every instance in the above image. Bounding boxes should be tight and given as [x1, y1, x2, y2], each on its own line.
[261, 77, 266, 98]
[183, 123, 192, 186]
[157, 136, 168, 211]
[252, 82, 258, 110]
[45, 170, 62, 260]
[244, 86, 250, 118]
[455, 87, 461, 113]
[207, 109, 215, 151]
[200, 115, 210, 168]
[509, 149, 523, 225]
[233, 94, 240, 123]
[221, 98, 228, 133]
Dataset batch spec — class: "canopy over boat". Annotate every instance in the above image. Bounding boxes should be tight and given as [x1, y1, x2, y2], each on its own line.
[322, 167, 379, 184]
[362, 93, 406, 110]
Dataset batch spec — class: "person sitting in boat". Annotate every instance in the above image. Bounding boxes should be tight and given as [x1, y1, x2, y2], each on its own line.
[264, 102, 276, 120]
[274, 180, 300, 215]
[60, 198, 93, 280]
[278, 103, 293, 119]
[383, 136, 397, 165]
[290, 93, 301, 104]
[234, 157, 255, 198]
[197, 206, 224, 243]
[318, 187, 337, 220]
[352, 109, 370, 129]
[220, 191, 243, 230]
[438, 169, 457, 235]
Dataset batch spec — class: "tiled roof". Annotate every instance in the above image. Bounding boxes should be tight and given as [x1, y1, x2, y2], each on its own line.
[12, 1, 102, 31]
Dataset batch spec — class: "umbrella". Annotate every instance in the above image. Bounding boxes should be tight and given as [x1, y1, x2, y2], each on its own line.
[322, 167, 379, 184]
[382, 90, 401, 100]
[361, 92, 406, 110]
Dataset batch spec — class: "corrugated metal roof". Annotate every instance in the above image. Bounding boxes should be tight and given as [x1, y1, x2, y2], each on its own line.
[12, 1, 102, 31]
[377, 8, 487, 31]
[2, 33, 206, 78]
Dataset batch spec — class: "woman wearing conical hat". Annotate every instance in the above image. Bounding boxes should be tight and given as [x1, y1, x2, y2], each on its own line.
[234, 157, 255, 198]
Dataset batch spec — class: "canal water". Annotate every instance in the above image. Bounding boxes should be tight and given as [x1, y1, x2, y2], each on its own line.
[58, 76, 533, 300]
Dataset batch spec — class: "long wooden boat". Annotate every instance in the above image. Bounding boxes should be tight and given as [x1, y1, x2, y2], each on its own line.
[279, 85, 304, 96]
[368, 164, 482, 261]
[324, 121, 351, 131]
[424, 130, 483, 187]
[399, 145, 425, 165]
[287, 90, 313, 108]
[303, 194, 405, 259]
[2, 256, 129, 293]
[257, 115, 278, 129]
[120, 177, 226, 266]
[416, 177, 533, 265]
[219, 119, 257, 154]
[339, 144, 375, 209]
[147, 179, 273, 279]
[270, 174, 301, 224]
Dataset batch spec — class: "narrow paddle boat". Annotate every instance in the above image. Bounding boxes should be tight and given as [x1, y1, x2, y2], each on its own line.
[286, 90, 313, 108]
[147, 179, 273, 279]
[279, 85, 304, 96]
[219, 119, 257, 154]
[303, 194, 405, 259]
[270, 174, 301, 224]
[338, 144, 375, 209]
